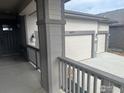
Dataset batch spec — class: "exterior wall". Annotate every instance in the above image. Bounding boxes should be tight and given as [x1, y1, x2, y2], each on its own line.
[25, 13, 109, 61]
[98, 23, 109, 31]
[97, 23, 109, 53]
[109, 26, 124, 50]
[25, 12, 38, 47]
[22, 0, 109, 62]
[20, 0, 38, 48]
[97, 34, 106, 53]
[65, 18, 109, 61]
[20, 1, 39, 68]
[65, 18, 98, 32]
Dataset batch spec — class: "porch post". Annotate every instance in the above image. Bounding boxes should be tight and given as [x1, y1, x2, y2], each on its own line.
[36, 0, 65, 93]
[105, 33, 109, 52]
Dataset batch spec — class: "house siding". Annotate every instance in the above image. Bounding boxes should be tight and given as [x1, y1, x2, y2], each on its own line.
[65, 18, 98, 32]
[98, 9, 124, 50]
[109, 26, 124, 50]
[65, 18, 109, 61]
[98, 23, 109, 31]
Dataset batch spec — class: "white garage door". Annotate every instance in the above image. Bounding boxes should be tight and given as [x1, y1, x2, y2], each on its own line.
[65, 34, 92, 61]
[97, 34, 106, 53]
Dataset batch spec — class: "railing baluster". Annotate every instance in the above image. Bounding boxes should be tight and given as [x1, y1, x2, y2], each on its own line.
[82, 71, 85, 93]
[62, 62, 64, 90]
[59, 61, 62, 89]
[73, 67, 75, 93]
[87, 73, 91, 93]
[121, 86, 124, 93]
[58, 57, 124, 93]
[93, 76, 97, 93]
[65, 64, 68, 93]
[101, 79, 107, 93]
[69, 65, 72, 93]
[110, 82, 114, 93]
[101, 80, 113, 93]
[77, 69, 80, 93]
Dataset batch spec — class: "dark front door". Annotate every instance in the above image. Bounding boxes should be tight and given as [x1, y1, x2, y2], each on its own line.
[0, 20, 20, 56]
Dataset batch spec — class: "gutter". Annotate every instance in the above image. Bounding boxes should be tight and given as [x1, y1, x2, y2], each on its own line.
[65, 10, 117, 24]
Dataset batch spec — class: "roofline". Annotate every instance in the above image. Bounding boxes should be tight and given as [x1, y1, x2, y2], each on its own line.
[98, 8, 124, 15]
[110, 23, 124, 27]
[65, 0, 70, 3]
[65, 10, 116, 23]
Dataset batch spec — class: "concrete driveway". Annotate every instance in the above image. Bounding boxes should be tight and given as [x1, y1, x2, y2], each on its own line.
[79, 52, 124, 93]
[80, 52, 124, 78]
[0, 56, 45, 93]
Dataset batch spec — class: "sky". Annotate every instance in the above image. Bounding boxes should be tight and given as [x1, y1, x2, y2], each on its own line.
[65, 0, 124, 14]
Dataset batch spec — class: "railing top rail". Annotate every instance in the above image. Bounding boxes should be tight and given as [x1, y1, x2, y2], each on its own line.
[58, 57, 124, 86]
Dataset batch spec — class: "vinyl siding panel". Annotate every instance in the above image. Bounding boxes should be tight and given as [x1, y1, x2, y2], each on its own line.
[65, 18, 98, 33]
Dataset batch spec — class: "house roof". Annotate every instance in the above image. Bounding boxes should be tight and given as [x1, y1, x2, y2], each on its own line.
[65, 10, 116, 23]
[110, 23, 124, 27]
[98, 8, 124, 26]
[65, 0, 70, 3]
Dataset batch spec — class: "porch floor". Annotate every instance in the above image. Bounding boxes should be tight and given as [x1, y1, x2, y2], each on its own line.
[80, 52, 124, 78]
[0, 56, 44, 93]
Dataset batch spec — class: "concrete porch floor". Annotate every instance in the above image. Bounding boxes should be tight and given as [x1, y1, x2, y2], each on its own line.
[0, 56, 44, 93]
[80, 52, 124, 78]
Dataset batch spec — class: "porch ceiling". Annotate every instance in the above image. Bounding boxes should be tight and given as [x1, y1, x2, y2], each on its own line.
[0, 0, 32, 14]
[0, 0, 70, 14]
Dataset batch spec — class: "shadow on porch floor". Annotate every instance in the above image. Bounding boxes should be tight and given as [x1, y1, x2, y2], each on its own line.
[0, 56, 44, 93]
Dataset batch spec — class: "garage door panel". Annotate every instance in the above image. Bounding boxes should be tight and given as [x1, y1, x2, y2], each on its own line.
[97, 34, 106, 53]
[65, 35, 92, 61]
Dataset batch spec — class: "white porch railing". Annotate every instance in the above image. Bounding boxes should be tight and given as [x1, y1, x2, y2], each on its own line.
[58, 57, 124, 93]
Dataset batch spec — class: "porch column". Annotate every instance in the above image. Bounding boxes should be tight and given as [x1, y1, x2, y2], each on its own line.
[105, 33, 109, 52]
[36, 0, 65, 93]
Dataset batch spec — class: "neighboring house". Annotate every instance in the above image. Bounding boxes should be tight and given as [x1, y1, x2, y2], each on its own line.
[65, 10, 111, 61]
[98, 9, 124, 50]
[20, 1, 111, 62]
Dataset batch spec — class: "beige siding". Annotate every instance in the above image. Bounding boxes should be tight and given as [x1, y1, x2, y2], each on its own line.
[98, 23, 109, 31]
[65, 18, 98, 32]
[97, 23, 109, 53]
[25, 13, 38, 47]
[65, 35, 92, 61]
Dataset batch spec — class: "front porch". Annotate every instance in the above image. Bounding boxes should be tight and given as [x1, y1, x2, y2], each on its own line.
[0, 0, 124, 93]
[0, 53, 124, 93]
[0, 56, 44, 93]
